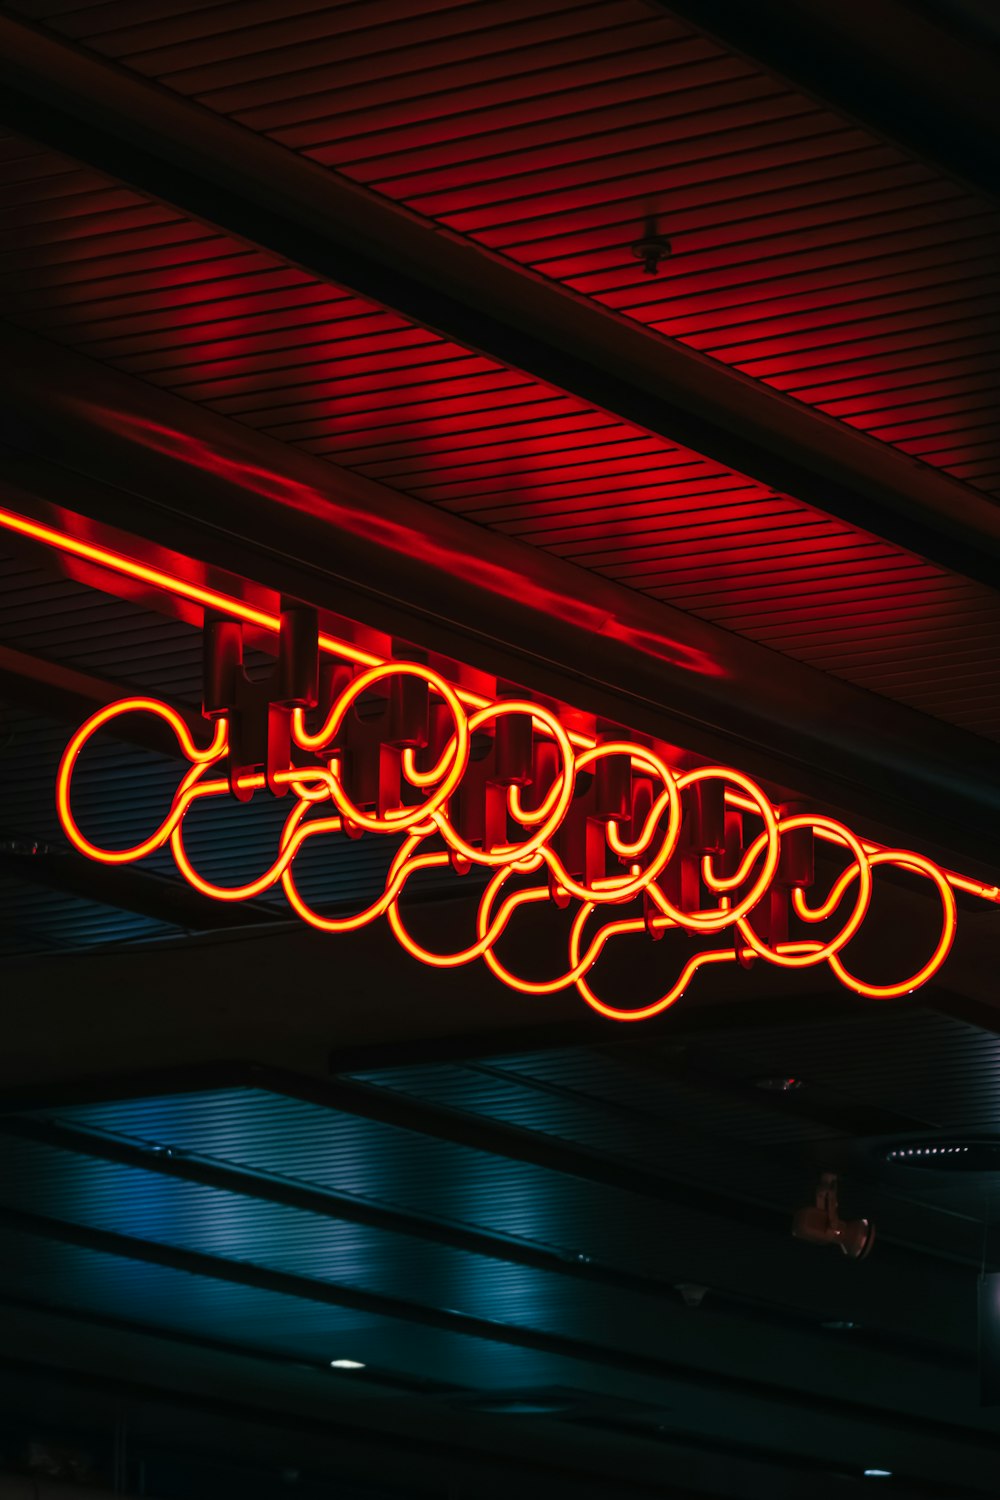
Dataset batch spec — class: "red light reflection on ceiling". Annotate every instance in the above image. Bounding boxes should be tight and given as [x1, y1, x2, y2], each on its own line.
[81, 404, 726, 680]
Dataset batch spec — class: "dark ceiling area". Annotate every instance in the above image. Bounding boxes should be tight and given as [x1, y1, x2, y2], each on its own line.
[1, 3, 999, 1499]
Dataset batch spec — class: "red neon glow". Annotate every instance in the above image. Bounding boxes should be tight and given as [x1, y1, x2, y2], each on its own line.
[7, 500, 998, 906]
[4, 497, 995, 1013]
[55, 659, 989, 1020]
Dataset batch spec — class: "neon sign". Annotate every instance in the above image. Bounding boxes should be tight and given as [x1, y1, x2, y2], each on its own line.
[51, 600, 991, 1021]
[0, 501, 993, 1017]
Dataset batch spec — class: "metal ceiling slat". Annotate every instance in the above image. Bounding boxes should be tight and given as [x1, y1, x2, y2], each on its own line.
[24, 263, 316, 325]
[86, 0, 485, 57]
[435, 142, 898, 239]
[343, 77, 799, 181]
[790, 364, 1000, 411]
[577, 232, 999, 309]
[303, 52, 762, 163]
[212, 14, 672, 127]
[378, 105, 839, 206]
[476, 167, 956, 258]
[24, 1080, 979, 1350]
[0, 1224, 564, 1390]
[146, 0, 611, 87]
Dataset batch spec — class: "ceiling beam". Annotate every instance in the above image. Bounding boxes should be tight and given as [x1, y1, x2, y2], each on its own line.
[0, 14, 997, 589]
[0, 1202, 981, 1449]
[0, 845, 278, 933]
[0, 643, 202, 755]
[309, 1074, 956, 1266]
[0, 1116, 963, 1377]
[656, 0, 1000, 201]
[0, 1114, 687, 1304]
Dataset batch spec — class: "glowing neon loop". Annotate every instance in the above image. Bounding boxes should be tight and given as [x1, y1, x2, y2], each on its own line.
[477, 865, 598, 995]
[432, 700, 576, 867]
[537, 742, 680, 905]
[16, 486, 989, 1019]
[735, 814, 872, 969]
[570, 904, 739, 1023]
[55, 648, 987, 1020]
[56, 699, 227, 864]
[292, 661, 470, 833]
[170, 766, 336, 903]
[826, 850, 957, 999]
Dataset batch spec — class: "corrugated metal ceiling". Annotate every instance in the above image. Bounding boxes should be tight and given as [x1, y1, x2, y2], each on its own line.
[1, 126, 999, 742]
[4, 1045, 1000, 1492]
[11, 0, 999, 503]
[0, 1058, 976, 1353]
[4, 1005, 1000, 1404]
[346, 1007, 1000, 1258]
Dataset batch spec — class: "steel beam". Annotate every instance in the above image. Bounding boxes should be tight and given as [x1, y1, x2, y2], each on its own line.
[0, 1201, 980, 1444]
[0, 13, 996, 588]
[0, 1114, 687, 1303]
[0, 643, 202, 753]
[0, 845, 278, 933]
[657, 0, 1000, 201]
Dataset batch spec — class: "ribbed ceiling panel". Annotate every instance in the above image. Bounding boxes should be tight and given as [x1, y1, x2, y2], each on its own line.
[14, 0, 1000, 504]
[1, 128, 999, 742]
[25, 1071, 980, 1348]
[0, 1224, 572, 1391]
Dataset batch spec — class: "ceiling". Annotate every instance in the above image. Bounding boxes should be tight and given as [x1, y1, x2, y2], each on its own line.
[1, 122, 998, 737]
[0, 2, 999, 1497]
[5, 1007, 1000, 1500]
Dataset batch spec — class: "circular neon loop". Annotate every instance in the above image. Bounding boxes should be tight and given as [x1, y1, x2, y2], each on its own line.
[736, 815, 873, 970]
[475, 862, 597, 994]
[433, 700, 576, 868]
[169, 766, 336, 903]
[649, 767, 780, 931]
[389, 859, 546, 972]
[534, 741, 681, 906]
[56, 673, 971, 1018]
[292, 662, 470, 834]
[280, 817, 429, 934]
[569, 901, 739, 1021]
[826, 851, 957, 999]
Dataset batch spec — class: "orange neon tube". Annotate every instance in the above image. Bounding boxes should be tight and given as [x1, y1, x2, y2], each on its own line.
[9, 500, 997, 904]
[8, 501, 995, 1021]
[55, 672, 986, 1021]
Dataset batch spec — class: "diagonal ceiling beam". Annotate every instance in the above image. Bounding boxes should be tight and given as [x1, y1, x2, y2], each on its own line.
[656, 0, 1000, 201]
[0, 1201, 983, 1449]
[0, 643, 202, 754]
[0, 844, 278, 934]
[0, 13, 997, 588]
[0, 1114, 686, 1303]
